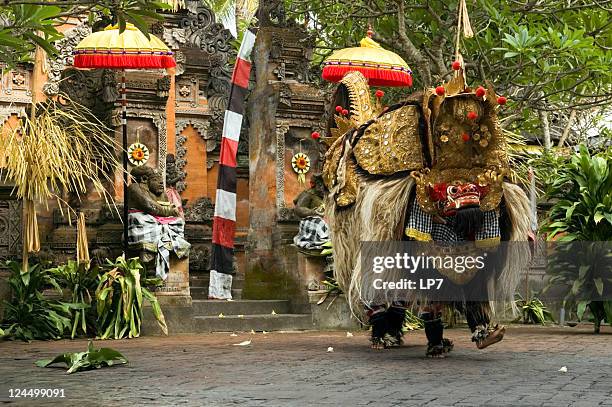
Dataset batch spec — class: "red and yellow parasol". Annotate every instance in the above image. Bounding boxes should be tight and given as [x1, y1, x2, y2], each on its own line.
[73, 23, 176, 70]
[72, 23, 176, 256]
[322, 32, 412, 87]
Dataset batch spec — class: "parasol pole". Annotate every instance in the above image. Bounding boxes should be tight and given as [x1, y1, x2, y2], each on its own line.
[121, 69, 129, 257]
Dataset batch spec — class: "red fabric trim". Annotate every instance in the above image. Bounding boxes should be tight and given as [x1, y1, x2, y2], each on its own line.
[212, 216, 236, 248]
[231, 58, 251, 89]
[73, 54, 176, 69]
[219, 138, 238, 168]
[322, 66, 412, 87]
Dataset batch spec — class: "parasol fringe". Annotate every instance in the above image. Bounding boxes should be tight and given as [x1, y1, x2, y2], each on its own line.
[322, 65, 412, 87]
[73, 54, 176, 70]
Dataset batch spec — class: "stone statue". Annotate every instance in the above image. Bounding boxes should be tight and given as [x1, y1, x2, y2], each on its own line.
[129, 166, 179, 218]
[128, 166, 190, 280]
[293, 174, 329, 251]
[293, 173, 325, 219]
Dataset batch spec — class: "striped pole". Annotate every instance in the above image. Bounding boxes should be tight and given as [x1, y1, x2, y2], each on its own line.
[208, 30, 256, 299]
[122, 69, 129, 256]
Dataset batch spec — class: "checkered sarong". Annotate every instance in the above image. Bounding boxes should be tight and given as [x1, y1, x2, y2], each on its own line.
[128, 211, 191, 280]
[405, 200, 500, 245]
[294, 216, 330, 250]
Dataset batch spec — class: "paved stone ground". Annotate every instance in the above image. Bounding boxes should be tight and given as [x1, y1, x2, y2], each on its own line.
[0, 325, 611, 407]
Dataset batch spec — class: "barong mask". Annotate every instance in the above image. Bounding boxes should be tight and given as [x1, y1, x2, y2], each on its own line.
[412, 72, 509, 217]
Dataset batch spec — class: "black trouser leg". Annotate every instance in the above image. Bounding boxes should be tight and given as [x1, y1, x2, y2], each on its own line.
[421, 312, 443, 346]
[464, 302, 491, 332]
[386, 306, 406, 340]
[369, 310, 387, 343]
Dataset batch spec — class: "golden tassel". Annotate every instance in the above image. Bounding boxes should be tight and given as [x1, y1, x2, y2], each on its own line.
[297, 173, 306, 187]
[22, 199, 40, 273]
[76, 212, 90, 263]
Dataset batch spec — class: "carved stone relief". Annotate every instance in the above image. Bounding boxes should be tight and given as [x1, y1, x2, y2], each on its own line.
[276, 121, 291, 210]
[175, 118, 213, 192]
[43, 23, 92, 97]
[184, 197, 214, 222]
[0, 105, 26, 125]
[0, 65, 32, 104]
[0, 195, 22, 267]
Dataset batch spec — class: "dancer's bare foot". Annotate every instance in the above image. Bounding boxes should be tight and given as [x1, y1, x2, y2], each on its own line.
[426, 344, 446, 358]
[370, 337, 385, 350]
[476, 325, 505, 349]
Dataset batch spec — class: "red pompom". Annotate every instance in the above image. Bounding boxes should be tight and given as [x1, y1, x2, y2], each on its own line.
[467, 111, 478, 120]
[475, 86, 486, 98]
[311, 131, 320, 140]
[435, 86, 445, 96]
[462, 133, 471, 142]
[341, 109, 349, 116]
[497, 96, 508, 105]
[452, 61, 461, 70]
[335, 105, 343, 113]
[375, 89, 385, 98]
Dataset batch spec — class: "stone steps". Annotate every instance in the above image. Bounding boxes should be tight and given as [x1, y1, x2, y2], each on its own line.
[192, 299, 290, 316]
[193, 313, 313, 332]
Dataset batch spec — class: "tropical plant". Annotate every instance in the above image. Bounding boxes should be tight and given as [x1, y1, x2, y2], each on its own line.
[541, 145, 612, 332]
[36, 340, 128, 374]
[0, 2, 174, 66]
[0, 261, 86, 341]
[541, 145, 612, 241]
[96, 257, 167, 340]
[321, 277, 341, 295]
[403, 310, 424, 331]
[48, 261, 101, 339]
[513, 294, 555, 325]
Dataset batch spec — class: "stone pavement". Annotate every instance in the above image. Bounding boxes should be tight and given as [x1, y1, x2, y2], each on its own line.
[0, 325, 611, 407]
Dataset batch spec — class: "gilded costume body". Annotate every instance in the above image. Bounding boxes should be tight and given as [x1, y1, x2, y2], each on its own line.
[323, 71, 532, 352]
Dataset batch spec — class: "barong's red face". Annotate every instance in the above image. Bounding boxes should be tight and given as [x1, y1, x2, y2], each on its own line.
[428, 182, 488, 216]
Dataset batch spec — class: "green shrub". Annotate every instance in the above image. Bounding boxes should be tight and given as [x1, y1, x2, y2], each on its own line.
[48, 261, 100, 339]
[542, 145, 612, 332]
[1, 261, 86, 341]
[96, 257, 167, 339]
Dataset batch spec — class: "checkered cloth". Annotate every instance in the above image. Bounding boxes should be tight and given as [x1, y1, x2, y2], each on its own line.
[405, 200, 500, 244]
[128, 211, 191, 280]
[294, 216, 330, 250]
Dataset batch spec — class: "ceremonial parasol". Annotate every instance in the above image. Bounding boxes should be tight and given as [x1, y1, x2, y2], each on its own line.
[73, 23, 176, 256]
[322, 30, 412, 87]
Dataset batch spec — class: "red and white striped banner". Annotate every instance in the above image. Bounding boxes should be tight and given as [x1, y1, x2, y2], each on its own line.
[209, 30, 256, 299]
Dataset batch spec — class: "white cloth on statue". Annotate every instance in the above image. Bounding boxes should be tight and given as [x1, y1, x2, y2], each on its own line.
[293, 216, 330, 250]
[128, 211, 191, 280]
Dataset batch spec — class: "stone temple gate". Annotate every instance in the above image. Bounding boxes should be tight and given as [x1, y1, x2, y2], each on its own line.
[0, 3, 357, 331]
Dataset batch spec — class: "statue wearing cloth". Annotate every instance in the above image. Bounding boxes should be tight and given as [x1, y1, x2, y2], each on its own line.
[323, 71, 531, 355]
[293, 174, 330, 251]
[128, 166, 190, 280]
